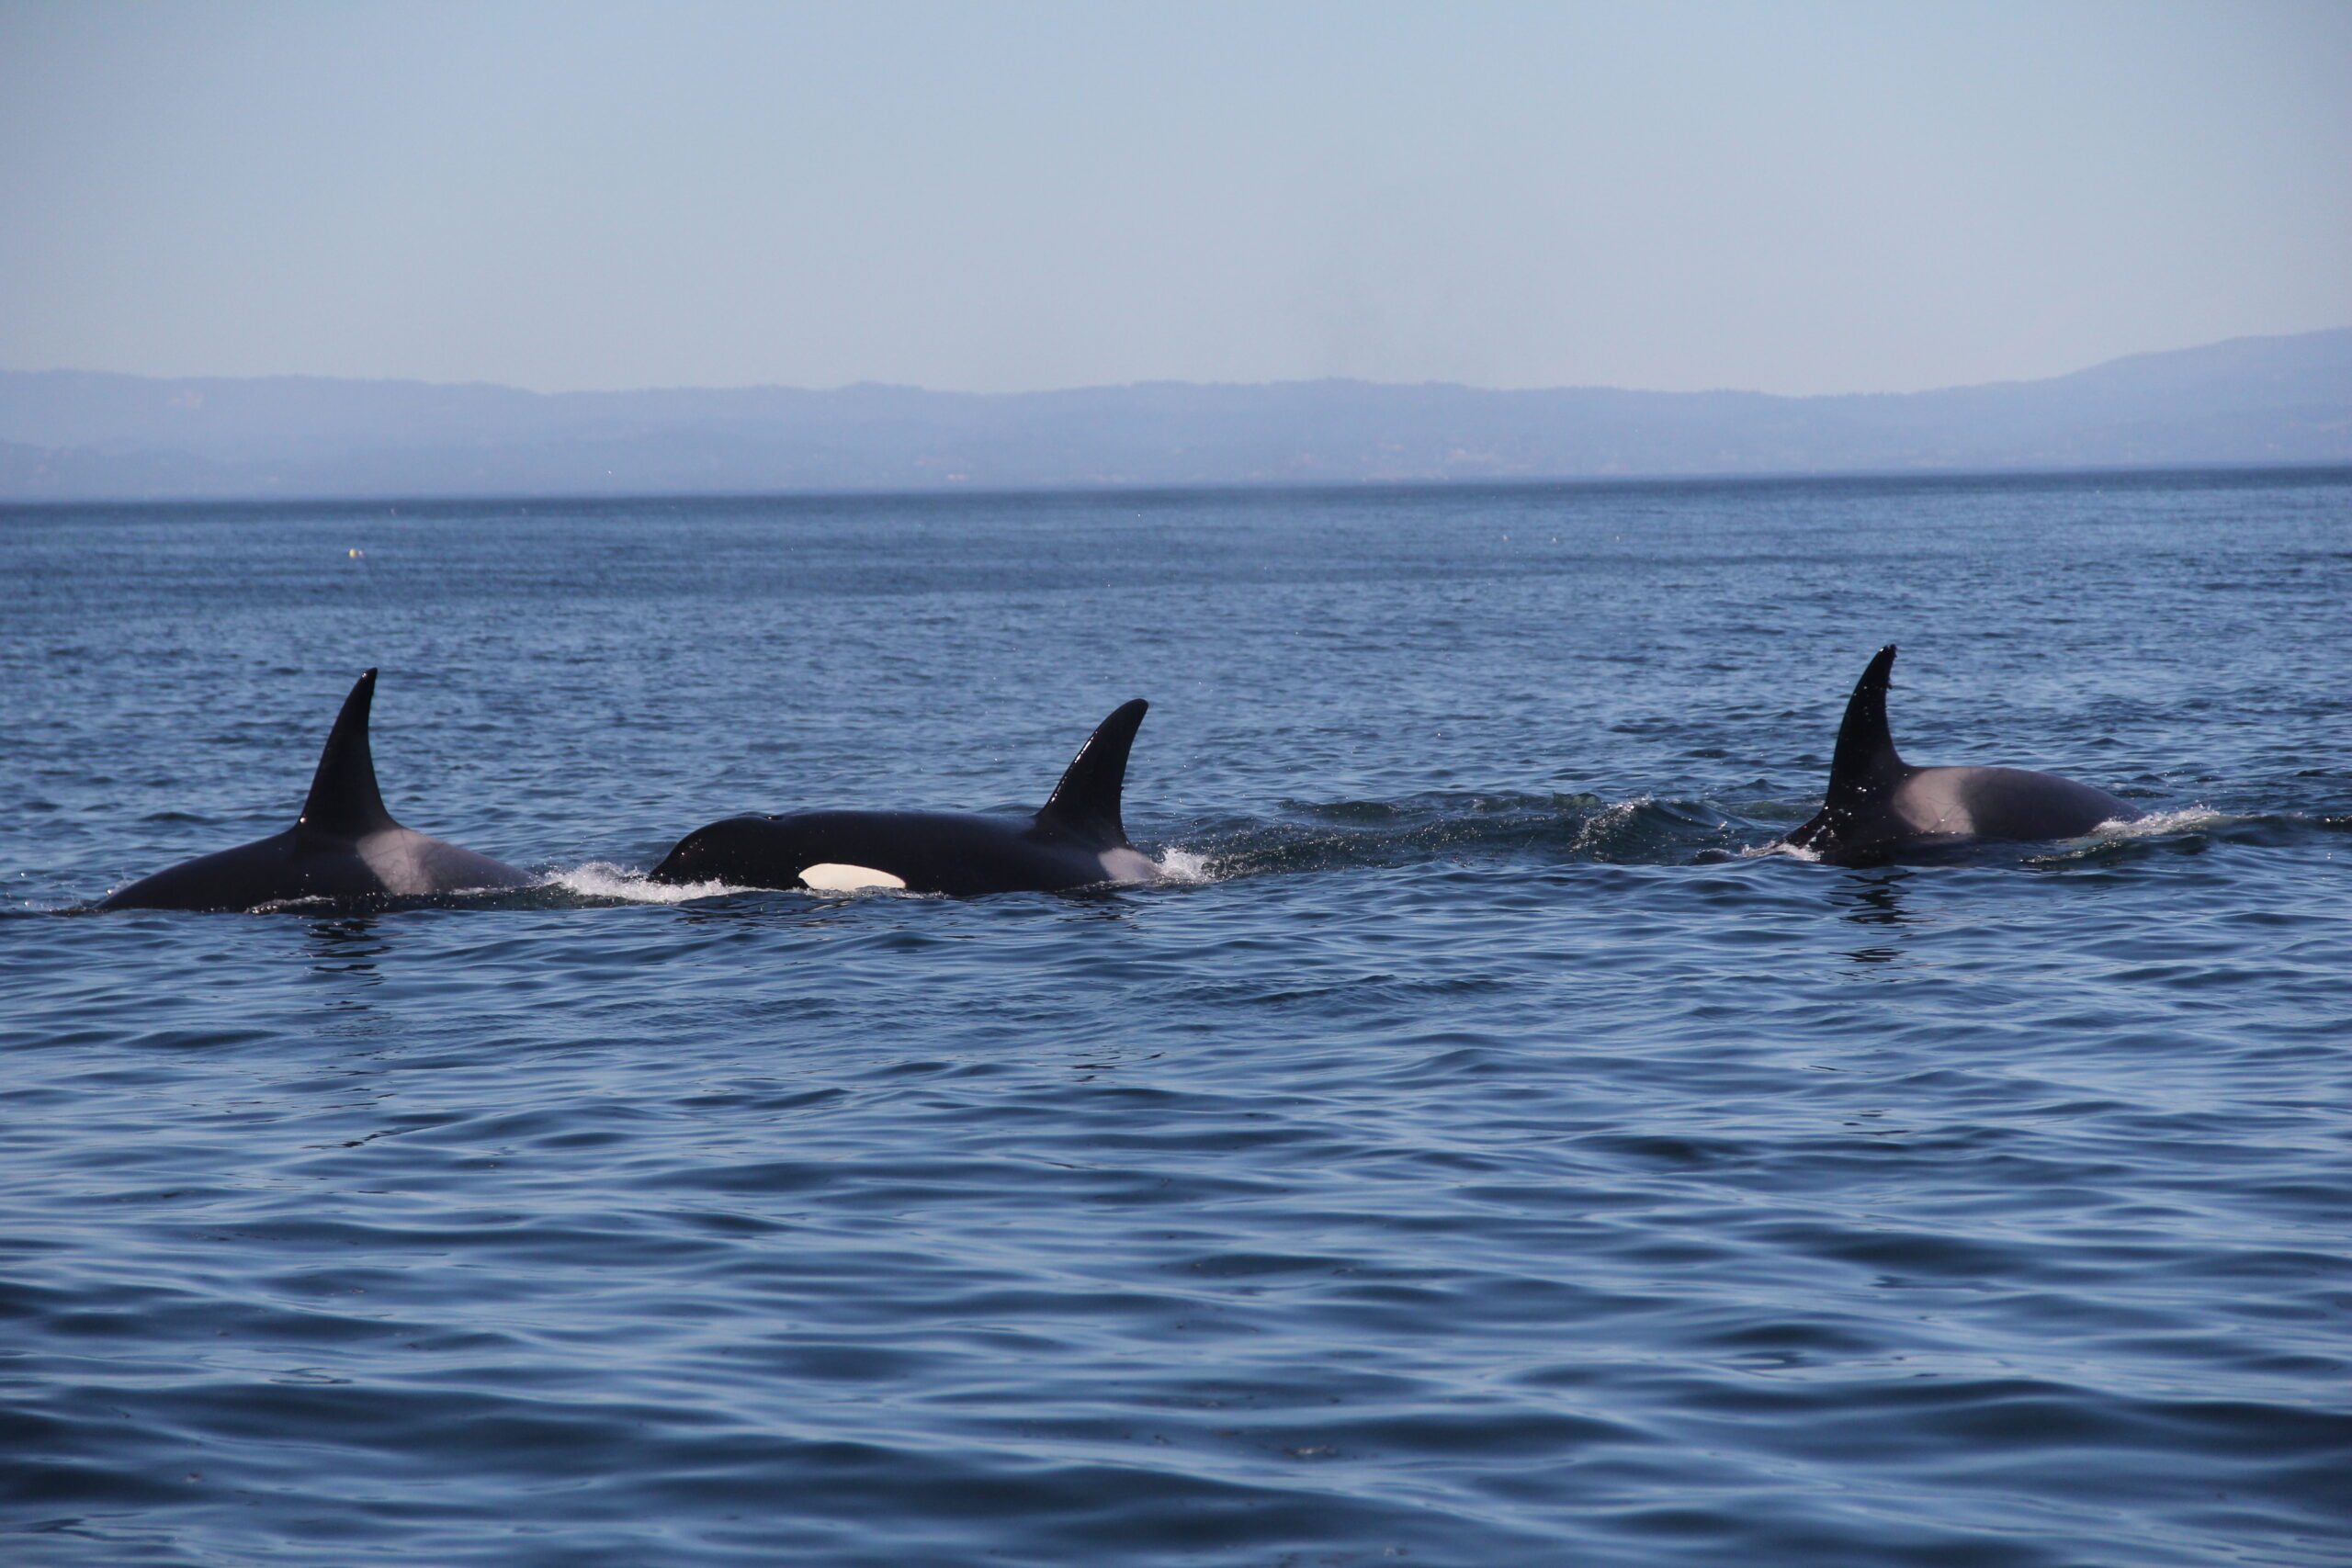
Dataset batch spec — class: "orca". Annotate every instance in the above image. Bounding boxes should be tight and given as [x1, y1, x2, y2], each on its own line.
[648, 699, 1162, 896]
[97, 670, 532, 911]
[1783, 646, 2143, 866]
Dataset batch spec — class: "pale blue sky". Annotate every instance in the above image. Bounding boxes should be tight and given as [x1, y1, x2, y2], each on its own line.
[3, 1, 2346, 395]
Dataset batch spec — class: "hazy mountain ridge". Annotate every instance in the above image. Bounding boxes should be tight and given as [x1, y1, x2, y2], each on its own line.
[3, 328, 2347, 500]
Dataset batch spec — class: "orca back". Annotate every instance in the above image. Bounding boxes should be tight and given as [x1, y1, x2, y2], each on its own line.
[97, 670, 527, 911]
[647, 698, 1159, 897]
[1785, 646, 2143, 863]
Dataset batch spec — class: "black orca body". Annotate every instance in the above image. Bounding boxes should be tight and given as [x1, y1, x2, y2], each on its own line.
[1784, 646, 2143, 866]
[649, 699, 1160, 897]
[97, 670, 532, 911]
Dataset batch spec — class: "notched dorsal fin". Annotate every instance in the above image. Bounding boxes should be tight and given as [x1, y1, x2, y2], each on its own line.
[298, 669, 398, 836]
[1825, 644, 1905, 807]
[1035, 698, 1148, 846]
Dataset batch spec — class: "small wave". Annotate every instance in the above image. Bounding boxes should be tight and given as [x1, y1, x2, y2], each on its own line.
[546, 862, 750, 904]
[1569, 795, 1746, 863]
[1569, 796, 1650, 854]
[1739, 837, 1818, 863]
[1162, 793, 1766, 878]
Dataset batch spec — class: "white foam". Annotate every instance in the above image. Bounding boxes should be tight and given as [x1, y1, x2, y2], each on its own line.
[546, 862, 749, 904]
[1151, 847, 1216, 884]
[1739, 838, 1820, 862]
[250, 893, 344, 912]
[2090, 807, 2225, 840]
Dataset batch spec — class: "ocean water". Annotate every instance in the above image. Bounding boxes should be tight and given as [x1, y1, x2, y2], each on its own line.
[2, 470, 2347, 1567]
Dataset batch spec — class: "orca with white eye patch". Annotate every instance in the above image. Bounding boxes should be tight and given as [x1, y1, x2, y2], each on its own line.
[648, 699, 1162, 897]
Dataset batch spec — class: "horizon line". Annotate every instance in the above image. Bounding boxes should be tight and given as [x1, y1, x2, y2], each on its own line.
[8, 458, 2350, 514]
[6, 324, 2349, 405]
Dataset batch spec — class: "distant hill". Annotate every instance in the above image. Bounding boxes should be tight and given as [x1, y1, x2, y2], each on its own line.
[3, 328, 2348, 501]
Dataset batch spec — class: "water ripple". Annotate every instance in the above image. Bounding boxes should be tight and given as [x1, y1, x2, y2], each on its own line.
[4, 475, 2348, 1566]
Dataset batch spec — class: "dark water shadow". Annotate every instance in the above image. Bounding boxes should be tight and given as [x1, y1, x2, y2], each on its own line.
[1832, 870, 1922, 965]
[303, 915, 390, 1022]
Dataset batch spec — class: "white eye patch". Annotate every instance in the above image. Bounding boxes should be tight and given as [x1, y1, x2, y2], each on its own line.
[798, 863, 909, 891]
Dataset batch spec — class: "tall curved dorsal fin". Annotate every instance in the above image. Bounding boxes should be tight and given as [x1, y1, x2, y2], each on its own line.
[1035, 698, 1148, 846]
[1825, 644, 1906, 807]
[298, 669, 398, 837]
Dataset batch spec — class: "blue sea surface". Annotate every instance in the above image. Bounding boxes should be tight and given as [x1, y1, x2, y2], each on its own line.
[3, 471, 2348, 1566]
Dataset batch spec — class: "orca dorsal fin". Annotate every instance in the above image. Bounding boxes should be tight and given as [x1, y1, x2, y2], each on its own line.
[298, 669, 399, 837]
[1824, 644, 1907, 807]
[1035, 698, 1148, 846]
